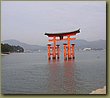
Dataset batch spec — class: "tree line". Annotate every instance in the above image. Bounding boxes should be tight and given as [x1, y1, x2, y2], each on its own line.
[1, 43, 24, 53]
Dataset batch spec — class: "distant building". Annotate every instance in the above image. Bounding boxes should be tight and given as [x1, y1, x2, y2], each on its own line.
[83, 48, 91, 51]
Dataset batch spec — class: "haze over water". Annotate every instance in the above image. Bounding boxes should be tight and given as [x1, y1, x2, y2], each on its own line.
[1, 50, 106, 94]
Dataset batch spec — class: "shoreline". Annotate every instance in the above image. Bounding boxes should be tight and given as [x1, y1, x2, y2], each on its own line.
[1, 53, 9, 56]
[90, 86, 106, 94]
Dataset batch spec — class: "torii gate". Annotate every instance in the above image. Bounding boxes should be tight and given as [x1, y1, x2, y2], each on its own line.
[45, 29, 80, 60]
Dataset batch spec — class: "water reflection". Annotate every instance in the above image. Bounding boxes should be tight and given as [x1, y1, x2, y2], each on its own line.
[63, 60, 75, 94]
[48, 59, 75, 94]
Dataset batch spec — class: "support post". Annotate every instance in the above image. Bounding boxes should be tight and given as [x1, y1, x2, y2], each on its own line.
[63, 44, 67, 60]
[67, 35, 71, 59]
[56, 45, 60, 59]
[71, 44, 75, 59]
[48, 44, 51, 60]
[53, 36, 56, 59]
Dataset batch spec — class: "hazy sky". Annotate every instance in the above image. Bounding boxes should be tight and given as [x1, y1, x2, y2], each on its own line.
[1, 1, 106, 45]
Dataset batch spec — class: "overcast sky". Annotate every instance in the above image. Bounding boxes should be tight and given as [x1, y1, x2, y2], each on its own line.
[1, 1, 106, 45]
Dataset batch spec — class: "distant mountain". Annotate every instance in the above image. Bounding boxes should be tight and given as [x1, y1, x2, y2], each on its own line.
[2, 39, 46, 51]
[2, 39, 106, 52]
[73, 39, 106, 49]
[51, 39, 106, 49]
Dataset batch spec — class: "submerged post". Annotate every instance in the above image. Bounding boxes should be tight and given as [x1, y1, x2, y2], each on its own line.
[67, 35, 71, 59]
[71, 44, 75, 59]
[56, 45, 60, 59]
[47, 44, 51, 60]
[52, 36, 56, 59]
[63, 44, 67, 60]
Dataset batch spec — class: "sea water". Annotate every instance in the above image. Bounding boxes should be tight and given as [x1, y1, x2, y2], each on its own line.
[1, 50, 106, 94]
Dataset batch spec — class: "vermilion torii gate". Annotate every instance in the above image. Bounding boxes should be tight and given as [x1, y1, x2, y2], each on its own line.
[45, 29, 80, 60]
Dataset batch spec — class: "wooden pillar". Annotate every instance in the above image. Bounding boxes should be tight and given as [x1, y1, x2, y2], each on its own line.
[71, 44, 75, 59]
[53, 36, 56, 59]
[67, 35, 71, 59]
[63, 44, 67, 60]
[56, 45, 60, 59]
[48, 44, 51, 60]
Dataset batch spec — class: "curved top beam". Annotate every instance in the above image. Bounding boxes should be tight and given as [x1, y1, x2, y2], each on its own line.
[44, 29, 80, 37]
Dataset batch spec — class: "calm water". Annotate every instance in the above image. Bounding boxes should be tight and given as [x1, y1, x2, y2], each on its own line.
[1, 50, 106, 94]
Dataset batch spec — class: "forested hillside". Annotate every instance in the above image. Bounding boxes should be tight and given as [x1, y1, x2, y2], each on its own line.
[1, 43, 24, 53]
